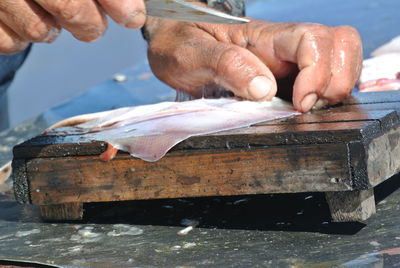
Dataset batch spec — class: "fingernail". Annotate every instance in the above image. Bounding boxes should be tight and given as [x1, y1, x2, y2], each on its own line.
[121, 10, 146, 29]
[43, 28, 61, 43]
[301, 93, 318, 112]
[312, 99, 329, 110]
[248, 76, 272, 100]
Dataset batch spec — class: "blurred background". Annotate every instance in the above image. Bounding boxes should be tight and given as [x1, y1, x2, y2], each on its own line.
[8, 21, 148, 127]
[7, 0, 398, 127]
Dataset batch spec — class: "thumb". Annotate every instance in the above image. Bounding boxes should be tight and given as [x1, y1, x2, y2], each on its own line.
[212, 43, 278, 101]
[149, 39, 277, 101]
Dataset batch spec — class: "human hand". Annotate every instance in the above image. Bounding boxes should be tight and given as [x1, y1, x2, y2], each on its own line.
[145, 18, 362, 112]
[0, 0, 146, 54]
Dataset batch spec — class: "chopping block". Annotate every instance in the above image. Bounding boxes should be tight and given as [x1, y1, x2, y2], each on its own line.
[11, 91, 400, 222]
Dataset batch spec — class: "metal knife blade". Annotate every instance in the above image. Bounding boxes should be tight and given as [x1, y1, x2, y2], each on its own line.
[145, 0, 249, 24]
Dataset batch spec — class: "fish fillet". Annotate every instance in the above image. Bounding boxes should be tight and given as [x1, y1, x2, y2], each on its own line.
[359, 36, 400, 92]
[54, 98, 299, 162]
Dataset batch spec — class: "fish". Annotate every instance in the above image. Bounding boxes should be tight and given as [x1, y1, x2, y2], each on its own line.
[49, 97, 299, 162]
[0, 161, 12, 194]
[359, 35, 400, 92]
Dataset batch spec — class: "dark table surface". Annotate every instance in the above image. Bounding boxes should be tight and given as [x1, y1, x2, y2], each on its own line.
[1, 0, 400, 267]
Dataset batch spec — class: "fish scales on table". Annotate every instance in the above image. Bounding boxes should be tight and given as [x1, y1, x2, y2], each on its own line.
[50, 97, 299, 162]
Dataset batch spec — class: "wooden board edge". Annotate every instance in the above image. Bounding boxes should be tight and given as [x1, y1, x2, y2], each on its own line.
[366, 126, 400, 186]
[11, 159, 31, 204]
[27, 144, 354, 205]
[347, 140, 370, 190]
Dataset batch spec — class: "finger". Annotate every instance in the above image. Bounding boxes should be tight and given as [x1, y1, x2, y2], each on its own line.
[97, 0, 146, 29]
[149, 31, 277, 101]
[321, 26, 363, 104]
[0, 0, 60, 43]
[212, 44, 277, 100]
[34, 0, 107, 42]
[0, 21, 29, 54]
[273, 23, 335, 112]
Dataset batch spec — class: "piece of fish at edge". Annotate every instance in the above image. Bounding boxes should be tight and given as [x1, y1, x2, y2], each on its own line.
[359, 35, 400, 92]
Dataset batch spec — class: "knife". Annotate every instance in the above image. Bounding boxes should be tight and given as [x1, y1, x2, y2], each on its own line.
[145, 0, 250, 24]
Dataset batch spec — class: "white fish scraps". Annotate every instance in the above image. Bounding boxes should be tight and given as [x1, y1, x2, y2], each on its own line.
[51, 97, 299, 162]
[359, 35, 400, 92]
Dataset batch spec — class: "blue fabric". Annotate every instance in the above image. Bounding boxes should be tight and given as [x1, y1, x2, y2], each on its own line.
[0, 46, 31, 96]
[0, 46, 31, 130]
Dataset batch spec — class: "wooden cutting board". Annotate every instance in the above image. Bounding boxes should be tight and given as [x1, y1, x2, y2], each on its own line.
[12, 91, 400, 222]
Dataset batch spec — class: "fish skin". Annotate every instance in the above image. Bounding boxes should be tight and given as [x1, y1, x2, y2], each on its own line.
[60, 97, 299, 162]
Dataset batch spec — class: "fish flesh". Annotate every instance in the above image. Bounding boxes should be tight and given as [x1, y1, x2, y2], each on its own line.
[51, 97, 299, 162]
[359, 36, 400, 92]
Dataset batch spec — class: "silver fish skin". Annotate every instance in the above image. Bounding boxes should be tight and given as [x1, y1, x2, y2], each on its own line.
[55, 97, 299, 162]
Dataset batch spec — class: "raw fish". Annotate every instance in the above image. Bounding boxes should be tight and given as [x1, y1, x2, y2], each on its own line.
[51, 97, 299, 162]
[359, 36, 400, 92]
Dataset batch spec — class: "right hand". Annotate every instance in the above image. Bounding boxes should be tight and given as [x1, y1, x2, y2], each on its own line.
[145, 18, 362, 112]
[0, 0, 146, 54]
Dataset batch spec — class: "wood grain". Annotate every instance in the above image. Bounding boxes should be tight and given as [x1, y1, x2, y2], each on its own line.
[367, 126, 400, 186]
[40, 203, 83, 221]
[27, 144, 351, 205]
[325, 189, 376, 222]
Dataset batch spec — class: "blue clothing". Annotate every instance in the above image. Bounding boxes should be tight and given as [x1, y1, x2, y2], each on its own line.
[0, 47, 31, 130]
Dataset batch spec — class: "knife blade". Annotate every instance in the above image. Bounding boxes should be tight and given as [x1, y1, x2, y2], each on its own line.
[145, 0, 250, 24]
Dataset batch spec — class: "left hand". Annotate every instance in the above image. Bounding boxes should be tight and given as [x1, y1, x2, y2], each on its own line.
[145, 18, 363, 112]
[0, 0, 146, 54]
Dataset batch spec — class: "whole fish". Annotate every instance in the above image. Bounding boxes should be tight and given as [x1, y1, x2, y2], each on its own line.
[50, 97, 299, 162]
[359, 35, 400, 92]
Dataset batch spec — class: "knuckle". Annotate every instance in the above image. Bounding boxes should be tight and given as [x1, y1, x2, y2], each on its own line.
[23, 20, 51, 42]
[50, 0, 81, 22]
[216, 46, 245, 76]
[300, 23, 332, 41]
[335, 25, 362, 46]
[336, 25, 360, 37]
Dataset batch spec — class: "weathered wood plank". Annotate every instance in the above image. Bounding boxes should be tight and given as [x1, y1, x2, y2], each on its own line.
[325, 189, 376, 222]
[367, 126, 400, 186]
[13, 120, 380, 159]
[259, 109, 398, 126]
[27, 144, 352, 205]
[40, 203, 83, 221]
